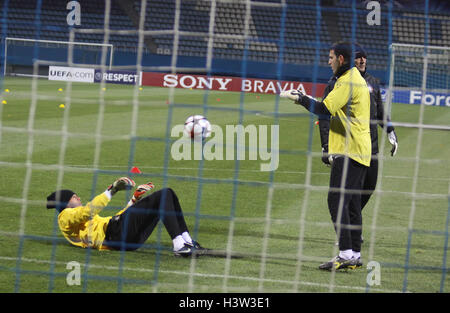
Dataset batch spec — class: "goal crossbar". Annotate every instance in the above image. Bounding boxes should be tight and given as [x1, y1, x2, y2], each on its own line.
[3, 37, 114, 76]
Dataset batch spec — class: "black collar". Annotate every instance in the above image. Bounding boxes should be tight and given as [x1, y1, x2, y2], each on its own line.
[335, 63, 351, 78]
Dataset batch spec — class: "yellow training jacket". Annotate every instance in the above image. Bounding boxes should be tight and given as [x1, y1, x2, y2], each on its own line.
[323, 67, 371, 167]
[57, 191, 127, 250]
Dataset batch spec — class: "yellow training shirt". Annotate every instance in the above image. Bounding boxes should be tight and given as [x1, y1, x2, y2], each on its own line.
[323, 67, 371, 167]
[58, 191, 115, 250]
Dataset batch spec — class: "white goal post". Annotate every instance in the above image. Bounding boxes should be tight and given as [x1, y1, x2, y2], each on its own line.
[387, 43, 450, 131]
[3, 37, 114, 77]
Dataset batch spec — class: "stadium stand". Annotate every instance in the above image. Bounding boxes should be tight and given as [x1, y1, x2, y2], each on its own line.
[0, 0, 448, 81]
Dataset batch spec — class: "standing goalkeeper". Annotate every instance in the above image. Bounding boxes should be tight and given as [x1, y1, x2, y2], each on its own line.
[318, 44, 398, 212]
[281, 42, 371, 271]
[46, 177, 207, 256]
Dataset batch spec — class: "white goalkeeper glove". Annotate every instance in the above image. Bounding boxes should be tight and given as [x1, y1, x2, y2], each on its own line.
[387, 130, 398, 156]
[279, 89, 304, 102]
[130, 182, 155, 204]
[107, 177, 136, 196]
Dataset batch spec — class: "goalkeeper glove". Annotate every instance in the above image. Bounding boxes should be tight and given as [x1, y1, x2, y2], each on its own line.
[321, 145, 331, 166]
[107, 177, 135, 196]
[130, 182, 155, 204]
[279, 89, 304, 102]
[387, 130, 398, 156]
[321, 145, 335, 166]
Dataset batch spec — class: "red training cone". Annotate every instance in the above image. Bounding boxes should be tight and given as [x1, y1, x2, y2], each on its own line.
[130, 166, 142, 174]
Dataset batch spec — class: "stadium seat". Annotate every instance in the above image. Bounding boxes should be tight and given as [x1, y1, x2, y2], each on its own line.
[3, 0, 448, 71]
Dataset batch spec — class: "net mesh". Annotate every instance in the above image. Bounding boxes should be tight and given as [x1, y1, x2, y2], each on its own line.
[0, 0, 449, 294]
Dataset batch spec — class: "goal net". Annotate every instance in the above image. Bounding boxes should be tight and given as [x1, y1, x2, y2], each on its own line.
[386, 43, 450, 292]
[388, 43, 450, 107]
[3, 37, 113, 78]
[0, 0, 449, 296]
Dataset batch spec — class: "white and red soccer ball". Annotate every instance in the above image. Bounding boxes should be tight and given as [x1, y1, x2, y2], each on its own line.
[183, 115, 212, 140]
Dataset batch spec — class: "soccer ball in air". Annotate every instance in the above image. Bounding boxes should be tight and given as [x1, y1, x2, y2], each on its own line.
[183, 115, 212, 140]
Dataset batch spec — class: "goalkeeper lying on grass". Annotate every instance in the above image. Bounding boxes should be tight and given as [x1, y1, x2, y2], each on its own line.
[46, 177, 208, 256]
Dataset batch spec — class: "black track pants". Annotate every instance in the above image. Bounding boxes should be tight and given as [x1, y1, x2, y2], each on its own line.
[328, 156, 367, 253]
[104, 188, 189, 251]
[361, 157, 378, 211]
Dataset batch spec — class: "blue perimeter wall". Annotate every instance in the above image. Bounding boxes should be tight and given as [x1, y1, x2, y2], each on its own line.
[91, 50, 386, 85]
[5, 45, 387, 85]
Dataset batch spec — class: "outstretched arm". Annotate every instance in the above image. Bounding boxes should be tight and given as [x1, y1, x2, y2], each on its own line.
[280, 89, 332, 117]
[318, 118, 333, 165]
[128, 182, 155, 206]
[116, 182, 155, 215]
[59, 177, 135, 227]
[375, 87, 398, 156]
[280, 89, 334, 165]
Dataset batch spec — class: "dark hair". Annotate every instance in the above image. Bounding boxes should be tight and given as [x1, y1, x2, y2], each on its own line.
[331, 41, 367, 63]
[331, 41, 352, 64]
[46, 189, 75, 212]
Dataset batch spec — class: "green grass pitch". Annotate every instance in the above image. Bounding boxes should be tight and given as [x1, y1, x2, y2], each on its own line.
[0, 77, 449, 293]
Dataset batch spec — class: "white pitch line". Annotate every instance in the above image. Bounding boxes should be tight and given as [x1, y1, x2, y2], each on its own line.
[0, 161, 448, 182]
[0, 255, 403, 293]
